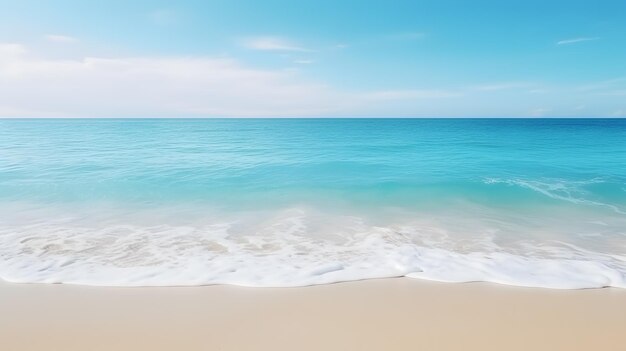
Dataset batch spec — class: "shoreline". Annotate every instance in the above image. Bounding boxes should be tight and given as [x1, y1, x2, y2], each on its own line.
[2, 278, 626, 351]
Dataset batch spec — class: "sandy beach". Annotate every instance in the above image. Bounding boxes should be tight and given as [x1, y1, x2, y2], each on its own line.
[2, 278, 625, 351]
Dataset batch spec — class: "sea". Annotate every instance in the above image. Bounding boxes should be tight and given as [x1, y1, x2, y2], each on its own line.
[1, 118, 625, 288]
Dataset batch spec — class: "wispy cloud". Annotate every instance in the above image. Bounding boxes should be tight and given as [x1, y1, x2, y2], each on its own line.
[0, 43, 466, 118]
[293, 59, 314, 64]
[0, 43, 339, 117]
[0, 43, 27, 55]
[556, 37, 599, 45]
[242, 37, 311, 52]
[44, 34, 78, 43]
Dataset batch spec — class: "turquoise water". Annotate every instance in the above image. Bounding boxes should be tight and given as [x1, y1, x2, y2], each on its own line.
[1, 119, 625, 288]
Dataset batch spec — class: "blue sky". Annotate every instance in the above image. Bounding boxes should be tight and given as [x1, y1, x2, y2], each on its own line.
[1, 0, 625, 117]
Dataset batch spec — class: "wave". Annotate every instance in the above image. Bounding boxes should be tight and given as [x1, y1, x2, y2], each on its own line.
[1, 208, 624, 289]
[483, 177, 626, 214]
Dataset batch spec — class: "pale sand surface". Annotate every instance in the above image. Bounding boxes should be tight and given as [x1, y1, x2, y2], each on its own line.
[1, 278, 626, 351]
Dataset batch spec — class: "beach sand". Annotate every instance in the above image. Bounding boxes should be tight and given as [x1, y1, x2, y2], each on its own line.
[1, 278, 625, 351]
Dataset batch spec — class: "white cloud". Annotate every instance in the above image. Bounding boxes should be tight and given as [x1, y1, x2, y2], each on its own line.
[293, 59, 314, 64]
[556, 37, 599, 45]
[0, 44, 472, 117]
[44, 34, 78, 43]
[0, 43, 27, 55]
[242, 37, 311, 52]
[0, 104, 68, 117]
[0, 45, 344, 117]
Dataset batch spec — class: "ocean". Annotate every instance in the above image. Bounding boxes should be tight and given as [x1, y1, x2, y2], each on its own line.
[1, 118, 625, 288]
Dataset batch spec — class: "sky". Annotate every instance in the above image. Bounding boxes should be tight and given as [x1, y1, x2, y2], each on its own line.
[0, 0, 625, 117]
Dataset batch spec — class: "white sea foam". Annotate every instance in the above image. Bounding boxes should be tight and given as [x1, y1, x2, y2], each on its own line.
[1, 205, 625, 289]
[483, 177, 626, 214]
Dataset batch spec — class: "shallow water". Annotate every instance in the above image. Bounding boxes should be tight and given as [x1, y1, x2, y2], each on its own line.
[1, 118, 625, 288]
